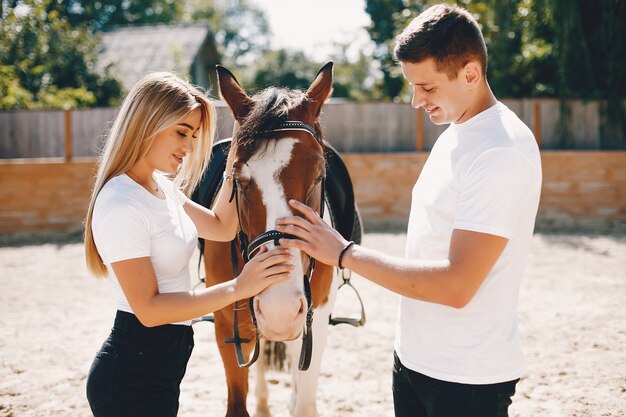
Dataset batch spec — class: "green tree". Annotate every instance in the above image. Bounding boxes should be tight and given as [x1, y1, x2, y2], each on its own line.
[328, 40, 382, 101]
[182, 0, 271, 68]
[245, 47, 380, 102]
[0, 0, 123, 109]
[545, 0, 625, 148]
[363, 0, 625, 147]
[247, 49, 320, 92]
[364, 0, 625, 101]
[364, 0, 411, 100]
[0, 65, 34, 109]
[45, 0, 184, 31]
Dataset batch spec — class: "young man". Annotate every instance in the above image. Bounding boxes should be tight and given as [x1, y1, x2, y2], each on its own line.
[276, 4, 542, 417]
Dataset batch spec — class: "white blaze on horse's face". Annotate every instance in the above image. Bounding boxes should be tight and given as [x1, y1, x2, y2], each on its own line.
[247, 138, 308, 342]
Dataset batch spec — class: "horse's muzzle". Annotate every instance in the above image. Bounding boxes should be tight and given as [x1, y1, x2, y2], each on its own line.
[253, 292, 307, 342]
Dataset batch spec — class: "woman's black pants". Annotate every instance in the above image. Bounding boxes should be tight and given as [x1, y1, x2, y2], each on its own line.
[86, 311, 194, 417]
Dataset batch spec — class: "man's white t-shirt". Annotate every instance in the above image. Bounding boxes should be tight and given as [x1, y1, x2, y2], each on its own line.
[92, 173, 198, 325]
[396, 102, 542, 384]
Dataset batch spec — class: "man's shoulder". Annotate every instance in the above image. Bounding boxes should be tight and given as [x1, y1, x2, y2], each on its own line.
[467, 104, 537, 155]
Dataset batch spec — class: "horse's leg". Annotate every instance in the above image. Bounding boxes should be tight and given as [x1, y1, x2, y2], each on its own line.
[204, 241, 254, 417]
[286, 268, 339, 417]
[214, 307, 256, 417]
[253, 338, 271, 417]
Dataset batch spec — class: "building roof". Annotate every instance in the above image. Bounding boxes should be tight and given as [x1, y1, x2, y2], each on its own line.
[97, 23, 212, 91]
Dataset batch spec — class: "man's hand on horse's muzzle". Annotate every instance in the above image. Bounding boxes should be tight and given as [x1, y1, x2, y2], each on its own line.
[276, 199, 350, 267]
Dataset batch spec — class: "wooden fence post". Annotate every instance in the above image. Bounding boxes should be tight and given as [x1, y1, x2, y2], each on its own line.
[416, 108, 424, 152]
[533, 100, 542, 148]
[64, 108, 72, 162]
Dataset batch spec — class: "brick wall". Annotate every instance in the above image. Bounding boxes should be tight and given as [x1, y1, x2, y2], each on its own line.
[539, 152, 626, 219]
[1, 152, 625, 234]
[0, 158, 96, 233]
[343, 151, 626, 224]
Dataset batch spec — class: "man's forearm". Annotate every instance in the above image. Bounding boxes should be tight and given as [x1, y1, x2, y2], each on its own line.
[341, 244, 472, 308]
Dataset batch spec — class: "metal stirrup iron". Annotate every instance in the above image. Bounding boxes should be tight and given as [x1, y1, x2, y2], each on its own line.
[329, 268, 366, 327]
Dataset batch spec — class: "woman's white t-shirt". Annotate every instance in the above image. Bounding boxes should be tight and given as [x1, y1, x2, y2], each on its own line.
[92, 173, 198, 325]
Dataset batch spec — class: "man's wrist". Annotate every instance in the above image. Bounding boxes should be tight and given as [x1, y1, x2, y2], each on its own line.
[338, 241, 356, 269]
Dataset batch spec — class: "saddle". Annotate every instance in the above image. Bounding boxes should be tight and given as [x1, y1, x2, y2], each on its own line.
[191, 138, 363, 254]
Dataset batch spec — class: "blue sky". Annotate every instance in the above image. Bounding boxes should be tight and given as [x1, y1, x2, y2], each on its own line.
[254, 0, 372, 61]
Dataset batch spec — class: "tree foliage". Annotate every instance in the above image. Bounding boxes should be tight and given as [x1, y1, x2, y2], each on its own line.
[0, 0, 272, 109]
[363, 0, 625, 147]
[0, 0, 123, 109]
[241, 46, 380, 102]
[363, 0, 625, 101]
[45, 0, 183, 31]
[364, 0, 408, 99]
[182, 0, 270, 68]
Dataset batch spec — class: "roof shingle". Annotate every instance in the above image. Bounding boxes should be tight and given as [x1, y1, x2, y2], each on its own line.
[97, 23, 211, 91]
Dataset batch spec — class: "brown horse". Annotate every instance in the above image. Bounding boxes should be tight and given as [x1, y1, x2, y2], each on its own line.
[203, 63, 340, 417]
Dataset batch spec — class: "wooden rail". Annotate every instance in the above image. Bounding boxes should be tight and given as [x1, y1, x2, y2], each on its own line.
[534, 100, 542, 148]
[416, 108, 424, 151]
[64, 109, 72, 162]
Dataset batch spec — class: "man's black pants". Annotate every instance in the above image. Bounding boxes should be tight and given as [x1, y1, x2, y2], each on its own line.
[392, 351, 518, 417]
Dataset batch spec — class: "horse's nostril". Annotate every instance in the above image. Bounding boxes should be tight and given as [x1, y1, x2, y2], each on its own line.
[298, 297, 306, 315]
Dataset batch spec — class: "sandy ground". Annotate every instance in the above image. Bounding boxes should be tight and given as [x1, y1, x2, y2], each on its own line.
[0, 229, 625, 417]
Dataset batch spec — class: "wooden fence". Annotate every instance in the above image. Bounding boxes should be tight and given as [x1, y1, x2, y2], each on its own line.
[1, 99, 624, 159]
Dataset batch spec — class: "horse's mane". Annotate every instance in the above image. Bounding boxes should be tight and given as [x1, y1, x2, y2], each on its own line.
[237, 87, 323, 156]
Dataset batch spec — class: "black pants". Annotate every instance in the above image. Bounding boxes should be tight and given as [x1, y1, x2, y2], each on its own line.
[392, 351, 518, 417]
[86, 311, 194, 417]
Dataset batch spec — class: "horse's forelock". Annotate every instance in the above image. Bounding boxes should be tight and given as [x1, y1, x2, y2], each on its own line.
[236, 87, 312, 156]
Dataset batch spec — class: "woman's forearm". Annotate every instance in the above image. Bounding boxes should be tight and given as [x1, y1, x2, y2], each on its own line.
[135, 281, 238, 327]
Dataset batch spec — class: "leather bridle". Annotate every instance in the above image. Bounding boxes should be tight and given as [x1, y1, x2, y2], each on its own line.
[226, 120, 324, 371]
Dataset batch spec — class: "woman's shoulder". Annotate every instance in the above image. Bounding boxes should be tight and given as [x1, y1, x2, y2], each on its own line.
[95, 175, 147, 215]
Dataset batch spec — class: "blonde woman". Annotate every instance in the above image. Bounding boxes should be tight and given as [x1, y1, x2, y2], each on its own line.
[84, 72, 292, 417]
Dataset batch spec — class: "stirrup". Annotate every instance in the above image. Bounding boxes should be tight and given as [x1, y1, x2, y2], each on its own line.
[191, 314, 214, 325]
[329, 269, 366, 327]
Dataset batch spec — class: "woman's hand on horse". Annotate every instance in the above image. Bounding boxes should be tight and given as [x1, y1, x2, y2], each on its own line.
[276, 199, 349, 266]
[234, 246, 293, 299]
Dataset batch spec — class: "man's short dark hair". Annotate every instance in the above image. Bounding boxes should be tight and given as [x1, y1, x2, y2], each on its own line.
[393, 4, 488, 79]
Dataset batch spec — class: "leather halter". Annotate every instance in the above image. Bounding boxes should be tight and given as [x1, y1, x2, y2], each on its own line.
[226, 120, 323, 371]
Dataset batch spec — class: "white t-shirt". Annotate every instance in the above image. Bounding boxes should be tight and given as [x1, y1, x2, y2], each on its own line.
[396, 102, 542, 384]
[92, 173, 198, 325]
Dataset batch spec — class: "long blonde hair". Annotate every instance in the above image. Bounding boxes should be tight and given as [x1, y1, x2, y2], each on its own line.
[85, 72, 216, 277]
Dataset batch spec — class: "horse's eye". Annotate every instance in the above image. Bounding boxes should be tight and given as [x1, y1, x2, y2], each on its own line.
[305, 176, 324, 202]
[308, 177, 323, 192]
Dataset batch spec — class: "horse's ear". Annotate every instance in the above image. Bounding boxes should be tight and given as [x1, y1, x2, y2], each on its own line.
[216, 65, 252, 120]
[306, 61, 333, 117]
